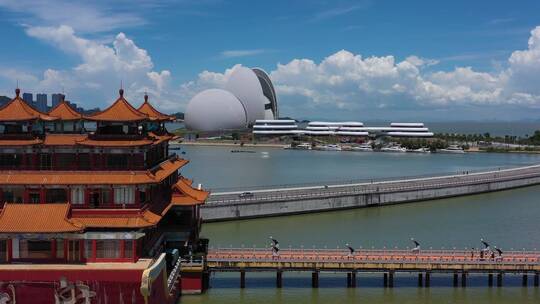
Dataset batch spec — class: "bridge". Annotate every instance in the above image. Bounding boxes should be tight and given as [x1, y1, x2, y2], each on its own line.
[204, 247, 540, 288]
[201, 164, 540, 221]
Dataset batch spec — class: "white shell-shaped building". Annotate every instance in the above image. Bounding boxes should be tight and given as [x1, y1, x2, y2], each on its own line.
[184, 89, 247, 131]
[185, 67, 279, 131]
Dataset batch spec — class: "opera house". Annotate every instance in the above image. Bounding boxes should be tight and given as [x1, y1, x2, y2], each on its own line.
[185, 67, 278, 131]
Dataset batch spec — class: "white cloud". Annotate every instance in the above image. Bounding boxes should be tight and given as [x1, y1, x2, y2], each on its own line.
[220, 49, 270, 58]
[0, 0, 145, 33]
[15, 25, 177, 111]
[183, 27, 540, 118]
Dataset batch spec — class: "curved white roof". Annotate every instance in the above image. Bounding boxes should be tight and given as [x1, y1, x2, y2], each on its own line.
[308, 121, 364, 127]
[390, 123, 424, 127]
[185, 89, 247, 131]
[226, 66, 266, 125]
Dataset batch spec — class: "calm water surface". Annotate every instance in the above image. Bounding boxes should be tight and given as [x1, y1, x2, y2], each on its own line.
[180, 146, 540, 190]
[179, 146, 540, 303]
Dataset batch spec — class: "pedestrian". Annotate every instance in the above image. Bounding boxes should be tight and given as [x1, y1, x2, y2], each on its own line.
[346, 243, 355, 259]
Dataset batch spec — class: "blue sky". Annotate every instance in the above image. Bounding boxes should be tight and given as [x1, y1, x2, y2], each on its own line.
[0, 0, 540, 121]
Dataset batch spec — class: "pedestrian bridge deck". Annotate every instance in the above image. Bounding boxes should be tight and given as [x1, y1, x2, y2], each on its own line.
[206, 248, 540, 273]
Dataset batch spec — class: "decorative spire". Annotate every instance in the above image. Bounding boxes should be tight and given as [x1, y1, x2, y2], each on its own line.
[15, 79, 20, 98]
[119, 80, 124, 98]
[144, 91, 148, 102]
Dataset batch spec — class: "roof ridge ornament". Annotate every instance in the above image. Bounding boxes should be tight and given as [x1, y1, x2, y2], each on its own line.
[144, 91, 149, 103]
[15, 87, 20, 98]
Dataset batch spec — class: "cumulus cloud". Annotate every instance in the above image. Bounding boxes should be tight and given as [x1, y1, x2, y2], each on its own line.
[16, 25, 177, 110]
[5, 21, 540, 119]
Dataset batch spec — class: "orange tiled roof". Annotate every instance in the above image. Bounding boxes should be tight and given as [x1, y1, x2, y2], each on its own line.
[85, 90, 148, 122]
[77, 138, 155, 147]
[0, 89, 57, 121]
[72, 213, 159, 228]
[39, 134, 165, 147]
[0, 139, 43, 146]
[48, 101, 83, 120]
[173, 177, 209, 202]
[137, 95, 174, 121]
[0, 157, 188, 185]
[170, 177, 209, 206]
[0, 203, 82, 233]
[43, 134, 87, 146]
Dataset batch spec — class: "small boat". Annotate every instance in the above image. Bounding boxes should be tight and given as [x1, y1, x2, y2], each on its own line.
[407, 147, 431, 153]
[351, 143, 373, 152]
[380, 144, 407, 153]
[284, 143, 312, 150]
[317, 144, 342, 151]
[438, 145, 465, 154]
[231, 150, 256, 153]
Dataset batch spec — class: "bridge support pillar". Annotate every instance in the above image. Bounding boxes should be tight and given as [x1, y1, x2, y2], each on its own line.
[488, 273, 493, 287]
[383, 273, 388, 287]
[388, 271, 394, 288]
[312, 271, 319, 288]
[453, 272, 458, 287]
[276, 270, 283, 288]
[425, 272, 431, 287]
[347, 273, 352, 287]
[497, 272, 503, 287]
[418, 273, 423, 287]
[461, 272, 467, 287]
[351, 272, 357, 287]
[534, 272, 539, 287]
[522, 274, 528, 286]
[240, 270, 246, 289]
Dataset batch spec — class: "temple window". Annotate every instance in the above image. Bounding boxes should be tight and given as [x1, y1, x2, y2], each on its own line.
[78, 154, 91, 170]
[89, 188, 112, 207]
[107, 154, 128, 170]
[96, 240, 120, 259]
[39, 153, 52, 170]
[114, 186, 135, 205]
[19, 240, 52, 259]
[124, 240, 134, 258]
[28, 190, 40, 204]
[3, 187, 24, 203]
[56, 239, 64, 259]
[0, 240, 7, 262]
[56, 153, 76, 170]
[46, 188, 67, 203]
[0, 154, 21, 169]
[71, 186, 85, 205]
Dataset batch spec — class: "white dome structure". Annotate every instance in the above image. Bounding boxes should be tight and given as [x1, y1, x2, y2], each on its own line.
[185, 89, 247, 131]
[226, 67, 268, 125]
[184, 66, 279, 131]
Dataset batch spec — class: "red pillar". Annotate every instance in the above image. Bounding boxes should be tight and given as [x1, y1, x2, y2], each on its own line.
[135, 187, 140, 207]
[23, 188, 29, 203]
[40, 187, 46, 204]
[7, 239, 12, 262]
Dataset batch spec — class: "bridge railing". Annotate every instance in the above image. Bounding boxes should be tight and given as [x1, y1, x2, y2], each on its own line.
[207, 168, 540, 204]
[207, 163, 540, 193]
[206, 247, 540, 266]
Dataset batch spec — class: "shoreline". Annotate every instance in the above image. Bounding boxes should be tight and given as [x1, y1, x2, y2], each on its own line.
[173, 141, 285, 148]
[173, 141, 540, 154]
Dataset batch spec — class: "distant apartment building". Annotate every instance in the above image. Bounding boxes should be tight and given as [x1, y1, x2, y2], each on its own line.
[51, 93, 65, 108]
[35, 93, 48, 112]
[22, 93, 33, 104]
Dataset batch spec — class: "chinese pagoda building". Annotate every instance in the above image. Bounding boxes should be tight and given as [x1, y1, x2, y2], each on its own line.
[0, 88, 208, 303]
